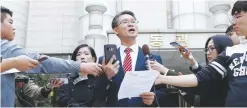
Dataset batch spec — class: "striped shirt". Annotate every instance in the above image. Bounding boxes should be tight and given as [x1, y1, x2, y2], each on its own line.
[196, 43, 247, 106]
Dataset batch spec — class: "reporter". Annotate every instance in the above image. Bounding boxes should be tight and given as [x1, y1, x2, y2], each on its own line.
[152, 35, 234, 107]
[155, 35, 247, 107]
[226, 24, 240, 45]
[56, 44, 119, 107]
[15, 75, 63, 107]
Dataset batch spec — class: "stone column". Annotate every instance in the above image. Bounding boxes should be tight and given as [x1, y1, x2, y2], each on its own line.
[209, 2, 231, 28]
[85, 4, 107, 57]
[172, 0, 209, 29]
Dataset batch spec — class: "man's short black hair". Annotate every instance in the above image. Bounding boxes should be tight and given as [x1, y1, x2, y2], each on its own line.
[231, 1, 247, 15]
[111, 10, 136, 29]
[1, 6, 13, 22]
[226, 24, 234, 34]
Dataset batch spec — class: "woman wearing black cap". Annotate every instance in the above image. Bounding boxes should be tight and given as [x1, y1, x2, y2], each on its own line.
[185, 35, 233, 107]
[150, 35, 233, 107]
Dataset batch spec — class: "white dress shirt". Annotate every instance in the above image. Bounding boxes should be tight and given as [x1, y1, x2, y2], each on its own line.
[119, 44, 139, 71]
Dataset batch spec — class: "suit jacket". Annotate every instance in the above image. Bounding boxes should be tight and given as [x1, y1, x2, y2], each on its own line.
[98, 47, 168, 107]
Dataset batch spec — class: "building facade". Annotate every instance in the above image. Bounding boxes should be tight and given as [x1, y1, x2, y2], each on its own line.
[2, 0, 236, 72]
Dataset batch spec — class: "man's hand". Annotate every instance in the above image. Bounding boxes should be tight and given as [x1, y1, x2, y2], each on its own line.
[149, 60, 169, 75]
[79, 63, 103, 77]
[49, 78, 64, 89]
[14, 55, 40, 71]
[140, 92, 155, 105]
[102, 55, 120, 80]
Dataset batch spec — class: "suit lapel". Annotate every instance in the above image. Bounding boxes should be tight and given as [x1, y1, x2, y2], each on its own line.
[113, 48, 125, 86]
[135, 47, 148, 71]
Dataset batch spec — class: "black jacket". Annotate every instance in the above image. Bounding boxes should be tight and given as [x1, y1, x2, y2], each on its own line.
[188, 64, 228, 107]
[56, 74, 110, 107]
[181, 35, 233, 107]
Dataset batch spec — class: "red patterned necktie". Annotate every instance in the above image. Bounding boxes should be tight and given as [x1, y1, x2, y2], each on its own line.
[123, 48, 132, 73]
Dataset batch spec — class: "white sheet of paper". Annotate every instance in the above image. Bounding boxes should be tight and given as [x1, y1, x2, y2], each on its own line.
[118, 70, 159, 100]
[1, 68, 21, 75]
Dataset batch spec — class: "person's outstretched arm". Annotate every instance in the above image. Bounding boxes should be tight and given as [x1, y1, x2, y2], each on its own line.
[155, 51, 230, 88]
[1, 56, 39, 72]
[1, 39, 103, 76]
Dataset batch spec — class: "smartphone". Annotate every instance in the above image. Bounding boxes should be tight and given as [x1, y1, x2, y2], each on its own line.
[170, 42, 188, 52]
[38, 57, 48, 62]
[104, 44, 117, 64]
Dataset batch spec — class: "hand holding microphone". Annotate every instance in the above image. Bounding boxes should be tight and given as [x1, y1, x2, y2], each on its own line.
[142, 44, 152, 70]
[142, 44, 168, 74]
[149, 60, 169, 75]
[143, 44, 183, 76]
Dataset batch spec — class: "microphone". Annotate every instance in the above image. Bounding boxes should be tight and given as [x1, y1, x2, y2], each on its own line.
[142, 44, 152, 70]
[142, 44, 161, 107]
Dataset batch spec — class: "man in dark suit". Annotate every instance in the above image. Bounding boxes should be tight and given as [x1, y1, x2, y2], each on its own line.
[98, 10, 169, 107]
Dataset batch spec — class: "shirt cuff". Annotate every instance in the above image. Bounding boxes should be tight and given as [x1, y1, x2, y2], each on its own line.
[191, 62, 199, 69]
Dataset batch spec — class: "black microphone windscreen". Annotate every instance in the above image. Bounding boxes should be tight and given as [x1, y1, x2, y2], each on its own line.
[142, 44, 150, 56]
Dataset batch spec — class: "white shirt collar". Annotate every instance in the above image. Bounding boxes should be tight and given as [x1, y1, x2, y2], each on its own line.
[120, 44, 139, 53]
[119, 44, 139, 71]
[239, 36, 247, 44]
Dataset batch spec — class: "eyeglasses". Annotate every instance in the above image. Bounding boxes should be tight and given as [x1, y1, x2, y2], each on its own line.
[118, 20, 139, 26]
[204, 47, 216, 54]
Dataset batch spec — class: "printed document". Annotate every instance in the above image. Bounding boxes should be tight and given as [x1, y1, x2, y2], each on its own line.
[118, 70, 159, 100]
